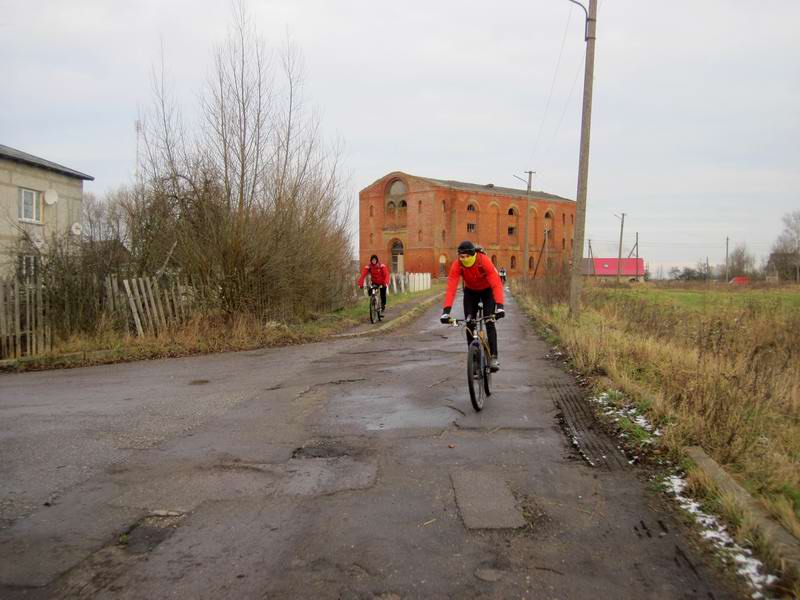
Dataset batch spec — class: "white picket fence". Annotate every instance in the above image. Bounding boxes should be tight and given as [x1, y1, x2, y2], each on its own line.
[362, 272, 432, 296]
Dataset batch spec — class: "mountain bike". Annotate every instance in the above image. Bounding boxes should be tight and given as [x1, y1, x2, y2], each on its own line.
[447, 302, 494, 411]
[368, 284, 384, 324]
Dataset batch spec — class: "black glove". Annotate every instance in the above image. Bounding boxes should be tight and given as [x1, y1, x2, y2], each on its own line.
[440, 307, 452, 324]
[494, 304, 505, 319]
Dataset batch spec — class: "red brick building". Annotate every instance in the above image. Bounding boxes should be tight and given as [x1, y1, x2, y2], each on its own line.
[359, 171, 576, 278]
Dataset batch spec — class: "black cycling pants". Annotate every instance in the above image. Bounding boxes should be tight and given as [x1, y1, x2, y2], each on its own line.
[463, 287, 497, 357]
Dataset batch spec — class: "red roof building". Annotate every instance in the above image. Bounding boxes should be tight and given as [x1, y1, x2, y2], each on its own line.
[583, 258, 646, 281]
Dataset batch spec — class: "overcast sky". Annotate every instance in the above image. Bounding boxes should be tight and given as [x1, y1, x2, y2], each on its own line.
[2, 0, 798, 274]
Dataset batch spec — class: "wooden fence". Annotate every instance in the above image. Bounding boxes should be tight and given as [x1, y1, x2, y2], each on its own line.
[0, 275, 196, 361]
[0, 278, 52, 360]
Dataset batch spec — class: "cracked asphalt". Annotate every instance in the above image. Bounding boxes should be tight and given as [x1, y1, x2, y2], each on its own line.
[0, 293, 742, 599]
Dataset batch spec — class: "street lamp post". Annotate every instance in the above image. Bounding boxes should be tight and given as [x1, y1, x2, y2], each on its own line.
[567, 0, 597, 319]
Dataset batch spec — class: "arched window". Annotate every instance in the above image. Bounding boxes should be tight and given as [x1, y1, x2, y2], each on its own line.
[369, 205, 374, 217]
[507, 207, 517, 216]
[491, 255, 497, 266]
[562, 213, 566, 225]
[510, 256, 517, 270]
[562, 238, 566, 250]
[529, 256, 534, 270]
[418, 230, 423, 242]
[571, 214, 574, 225]
[441, 229, 446, 243]
[386, 180, 408, 228]
[418, 200, 423, 213]
[544, 211, 554, 247]
[442, 200, 446, 214]
[391, 239, 404, 273]
[467, 203, 477, 212]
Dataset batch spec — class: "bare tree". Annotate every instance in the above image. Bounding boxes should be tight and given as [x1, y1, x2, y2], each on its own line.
[728, 243, 755, 278]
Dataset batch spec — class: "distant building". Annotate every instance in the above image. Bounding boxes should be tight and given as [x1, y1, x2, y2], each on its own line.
[583, 258, 646, 282]
[766, 251, 799, 282]
[359, 171, 576, 278]
[0, 144, 94, 276]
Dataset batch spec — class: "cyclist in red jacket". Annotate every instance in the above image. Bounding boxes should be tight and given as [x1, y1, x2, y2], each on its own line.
[440, 240, 505, 371]
[357, 254, 391, 311]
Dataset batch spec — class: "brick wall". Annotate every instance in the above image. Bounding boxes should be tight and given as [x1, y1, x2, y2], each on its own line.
[359, 172, 576, 279]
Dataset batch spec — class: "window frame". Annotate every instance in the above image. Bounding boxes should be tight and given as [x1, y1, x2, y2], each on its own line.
[467, 223, 476, 233]
[18, 188, 43, 223]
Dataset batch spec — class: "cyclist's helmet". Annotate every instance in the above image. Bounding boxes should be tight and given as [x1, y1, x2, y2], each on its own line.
[457, 240, 477, 256]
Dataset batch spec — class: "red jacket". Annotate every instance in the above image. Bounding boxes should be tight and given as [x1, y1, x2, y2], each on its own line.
[444, 252, 505, 308]
[358, 262, 390, 287]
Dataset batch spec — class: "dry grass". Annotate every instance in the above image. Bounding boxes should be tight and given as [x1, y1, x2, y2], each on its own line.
[12, 286, 442, 369]
[515, 281, 800, 542]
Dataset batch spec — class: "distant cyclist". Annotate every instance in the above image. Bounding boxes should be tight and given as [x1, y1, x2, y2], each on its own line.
[357, 254, 390, 312]
[440, 240, 505, 371]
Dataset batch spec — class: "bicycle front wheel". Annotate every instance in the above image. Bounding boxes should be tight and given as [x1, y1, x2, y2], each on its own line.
[369, 295, 378, 324]
[467, 343, 485, 412]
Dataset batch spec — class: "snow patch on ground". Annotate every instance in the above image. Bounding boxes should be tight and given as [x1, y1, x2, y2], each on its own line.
[665, 475, 779, 599]
[590, 392, 662, 464]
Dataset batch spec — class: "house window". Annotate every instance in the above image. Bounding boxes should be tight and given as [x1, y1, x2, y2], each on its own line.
[562, 238, 565, 250]
[418, 200, 423, 213]
[399, 200, 407, 208]
[510, 256, 517, 269]
[467, 223, 476, 233]
[19, 188, 42, 222]
[529, 256, 534, 270]
[369, 205, 374, 217]
[467, 203, 476, 212]
[387, 201, 396, 210]
[508, 226, 516, 236]
[418, 230, 422, 242]
[571, 214, 574, 225]
[507, 207, 517, 216]
[562, 213, 566, 225]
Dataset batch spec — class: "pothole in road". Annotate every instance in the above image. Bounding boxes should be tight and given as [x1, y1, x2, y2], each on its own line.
[118, 511, 185, 554]
[292, 443, 352, 459]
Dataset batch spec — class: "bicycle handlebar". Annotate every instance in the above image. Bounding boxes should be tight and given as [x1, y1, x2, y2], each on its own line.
[446, 315, 496, 326]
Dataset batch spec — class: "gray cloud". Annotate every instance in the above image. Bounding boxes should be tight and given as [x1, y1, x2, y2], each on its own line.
[2, 0, 797, 272]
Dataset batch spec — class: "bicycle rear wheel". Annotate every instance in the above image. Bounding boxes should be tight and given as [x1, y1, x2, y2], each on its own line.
[467, 343, 485, 411]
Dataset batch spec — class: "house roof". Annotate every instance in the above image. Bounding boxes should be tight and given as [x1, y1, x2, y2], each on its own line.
[418, 176, 573, 204]
[584, 258, 645, 277]
[0, 144, 94, 181]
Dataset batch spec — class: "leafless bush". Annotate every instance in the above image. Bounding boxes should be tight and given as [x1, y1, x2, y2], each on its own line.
[131, 3, 352, 319]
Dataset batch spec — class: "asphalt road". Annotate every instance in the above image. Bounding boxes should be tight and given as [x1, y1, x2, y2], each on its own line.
[0, 293, 741, 599]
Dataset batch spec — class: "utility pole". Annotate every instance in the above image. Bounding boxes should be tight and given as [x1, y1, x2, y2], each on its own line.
[635, 232, 639, 281]
[615, 212, 626, 285]
[725, 237, 729, 282]
[567, 0, 598, 318]
[515, 171, 536, 281]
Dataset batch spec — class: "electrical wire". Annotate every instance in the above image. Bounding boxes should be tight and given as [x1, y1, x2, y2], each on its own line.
[528, 5, 572, 166]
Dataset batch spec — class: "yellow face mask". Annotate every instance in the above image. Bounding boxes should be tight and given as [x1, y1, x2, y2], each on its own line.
[459, 254, 477, 268]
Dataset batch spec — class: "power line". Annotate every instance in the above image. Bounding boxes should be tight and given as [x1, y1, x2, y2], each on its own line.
[528, 5, 572, 165]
